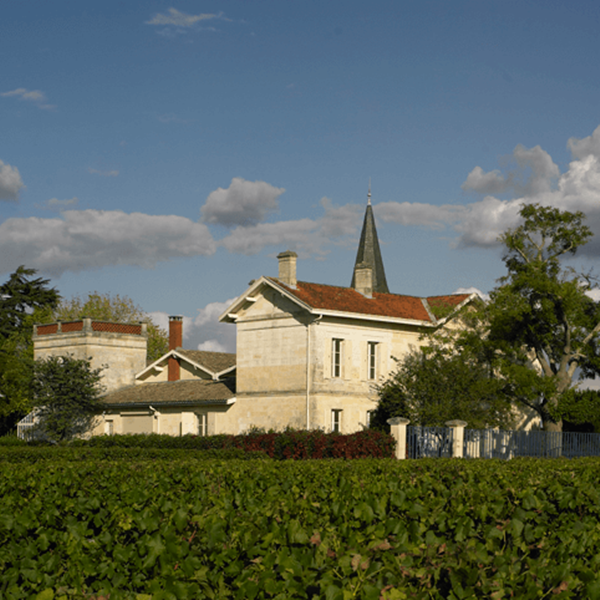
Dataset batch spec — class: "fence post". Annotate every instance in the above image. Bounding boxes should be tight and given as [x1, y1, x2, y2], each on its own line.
[445, 420, 467, 458]
[387, 417, 410, 459]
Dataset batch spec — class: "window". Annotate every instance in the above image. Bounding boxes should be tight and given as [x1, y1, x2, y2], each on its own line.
[105, 420, 114, 435]
[367, 342, 378, 380]
[331, 409, 342, 433]
[366, 410, 374, 428]
[198, 413, 208, 437]
[332, 339, 343, 378]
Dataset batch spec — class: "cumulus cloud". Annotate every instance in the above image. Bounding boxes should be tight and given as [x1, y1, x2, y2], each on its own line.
[146, 8, 222, 26]
[88, 168, 119, 177]
[218, 198, 362, 256]
[0, 210, 216, 276]
[148, 298, 237, 354]
[462, 144, 559, 197]
[568, 125, 600, 160]
[461, 167, 508, 196]
[201, 177, 286, 227]
[0, 159, 24, 201]
[1, 88, 55, 110]
[380, 128, 600, 257]
[377, 201, 465, 229]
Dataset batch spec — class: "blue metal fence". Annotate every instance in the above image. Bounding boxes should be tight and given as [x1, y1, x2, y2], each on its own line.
[464, 428, 600, 459]
[407, 425, 600, 459]
[407, 426, 454, 458]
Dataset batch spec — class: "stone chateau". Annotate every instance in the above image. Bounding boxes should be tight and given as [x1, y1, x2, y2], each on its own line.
[32, 192, 474, 437]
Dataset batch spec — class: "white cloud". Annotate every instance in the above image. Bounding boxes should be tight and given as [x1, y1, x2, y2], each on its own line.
[0, 159, 24, 201]
[88, 168, 119, 177]
[197, 339, 229, 352]
[461, 166, 508, 196]
[462, 144, 559, 197]
[148, 298, 237, 354]
[0, 210, 216, 276]
[377, 201, 465, 229]
[585, 289, 600, 302]
[568, 125, 600, 160]
[454, 196, 522, 248]
[40, 197, 79, 210]
[378, 127, 600, 257]
[218, 199, 362, 257]
[201, 177, 285, 227]
[1, 88, 55, 110]
[146, 8, 228, 29]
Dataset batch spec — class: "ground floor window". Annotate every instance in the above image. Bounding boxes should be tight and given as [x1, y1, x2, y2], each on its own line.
[366, 410, 375, 428]
[331, 409, 343, 433]
[105, 420, 114, 435]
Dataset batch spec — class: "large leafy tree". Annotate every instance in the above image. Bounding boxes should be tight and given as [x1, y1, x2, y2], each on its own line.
[32, 355, 104, 442]
[371, 342, 515, 430]
[54, 292, 168, 362]
[0, 266, 60, 433]
[484, 204, 600, 432]
[373, 204, 600, 434]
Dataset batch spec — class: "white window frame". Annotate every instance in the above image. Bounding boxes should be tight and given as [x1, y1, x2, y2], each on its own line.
[105, 420, 114, 436]
[332, 339, 343, 378]
[331, 409, 342, 433]
[367, 342, 378, 380]
[198, 413, 208, 437]
[366, 410, 374, 428]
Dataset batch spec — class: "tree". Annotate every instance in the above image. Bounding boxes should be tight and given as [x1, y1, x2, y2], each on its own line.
[32, 355, 104, 442]
[371, 343, 515, 431]
[0, 266, 60, 434]
[0, 266, 59, 340]
[556, 389, 600, 433]
[483, 204, 600, 432]
[373, 204, 600, 434]
[54, 292, 168, 362]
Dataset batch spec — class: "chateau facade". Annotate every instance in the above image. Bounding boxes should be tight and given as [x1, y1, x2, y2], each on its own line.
[32, 195, 473, 437]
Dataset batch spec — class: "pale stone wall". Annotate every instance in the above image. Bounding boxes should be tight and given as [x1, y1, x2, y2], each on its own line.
[216, 395, 306, 433]
[231, 287, 433, 434]
[34, 327, 147, 394]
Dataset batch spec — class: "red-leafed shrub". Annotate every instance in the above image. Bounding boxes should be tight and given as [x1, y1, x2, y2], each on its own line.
[77, 428, 395, 459]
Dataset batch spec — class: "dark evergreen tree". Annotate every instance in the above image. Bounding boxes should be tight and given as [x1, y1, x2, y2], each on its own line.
[32, 355, 104, 442]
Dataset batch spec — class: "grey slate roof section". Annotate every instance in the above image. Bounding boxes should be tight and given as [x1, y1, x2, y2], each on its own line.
[102, 378, 235, 407]
[350, 203, 390, 294]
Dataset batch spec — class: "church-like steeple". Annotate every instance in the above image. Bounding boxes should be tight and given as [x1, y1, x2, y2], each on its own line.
[350, 184, 390, 294]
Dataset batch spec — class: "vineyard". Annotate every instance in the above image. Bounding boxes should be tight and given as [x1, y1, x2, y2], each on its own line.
[1, 451, 600, 599]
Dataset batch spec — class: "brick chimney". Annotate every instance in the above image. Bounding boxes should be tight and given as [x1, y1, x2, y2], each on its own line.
[168, 316, 183, 381]
[353, 262, 373, 298]
[277, 250, 297, 288]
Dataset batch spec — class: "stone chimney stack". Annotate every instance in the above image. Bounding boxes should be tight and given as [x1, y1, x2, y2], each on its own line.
[277, 250, 298, 288]
[168, 316, 183, 381]
[354, 262, 373, 298]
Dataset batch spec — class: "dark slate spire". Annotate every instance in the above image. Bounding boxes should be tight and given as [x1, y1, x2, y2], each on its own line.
[350, 185, 390, 294]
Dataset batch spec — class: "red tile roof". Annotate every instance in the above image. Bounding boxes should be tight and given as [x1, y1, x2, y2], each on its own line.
[271, 279, 470, 323]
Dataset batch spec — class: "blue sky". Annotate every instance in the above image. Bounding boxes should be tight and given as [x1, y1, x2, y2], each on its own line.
[3, 1, 600, 352]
